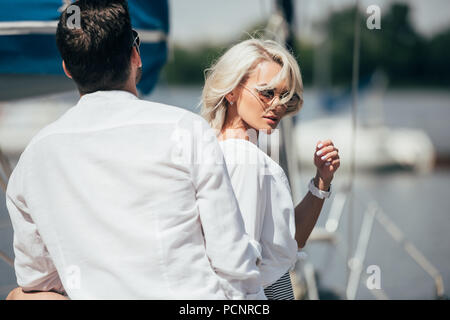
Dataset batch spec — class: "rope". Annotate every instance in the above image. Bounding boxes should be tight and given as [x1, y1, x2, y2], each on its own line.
[346, 0, 361, 290]
[0, 250, 13, 267]
[0, 146, 12, 193]
[0, 146, 14, 267]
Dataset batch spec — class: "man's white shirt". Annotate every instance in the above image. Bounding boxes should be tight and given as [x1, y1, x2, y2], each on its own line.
[6, 90, 264, 299]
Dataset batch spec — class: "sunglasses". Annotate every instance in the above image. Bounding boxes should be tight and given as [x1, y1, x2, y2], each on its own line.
[242, 85, 300, 111]
[132, 29, 140, 54]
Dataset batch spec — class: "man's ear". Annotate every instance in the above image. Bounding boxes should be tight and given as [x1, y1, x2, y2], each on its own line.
[131, 47, 142, 68]
[62, 61, 72, 79]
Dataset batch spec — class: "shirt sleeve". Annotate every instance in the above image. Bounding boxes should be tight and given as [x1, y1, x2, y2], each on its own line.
[175, 113, 265, 299]
[258, 169, 298, 287]
[6, 154, 65, 294]
[222, 142, 297, 288]
[221, 144, 266, 244]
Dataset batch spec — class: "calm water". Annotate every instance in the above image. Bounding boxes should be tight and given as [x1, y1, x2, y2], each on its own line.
[0, 86, 449, 299]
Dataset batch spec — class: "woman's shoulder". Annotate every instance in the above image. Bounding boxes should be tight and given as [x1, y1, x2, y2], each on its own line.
[219, 138, 261, 154]
[219, 138, 266, 163]
[219, 139, 286, 177]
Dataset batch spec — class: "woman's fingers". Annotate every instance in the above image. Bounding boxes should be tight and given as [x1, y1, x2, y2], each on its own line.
[315, 140, 340, 171]
[325, 158, 340, 167]
[320, 150, 338, 162]
[316, 139, 334, 150]
[316, 145, 333, 156]
[315, 140, 340, 175]
[316, 144, 339, 161]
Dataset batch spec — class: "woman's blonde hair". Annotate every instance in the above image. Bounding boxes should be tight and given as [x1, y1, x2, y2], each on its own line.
[201, 38, 304, 131]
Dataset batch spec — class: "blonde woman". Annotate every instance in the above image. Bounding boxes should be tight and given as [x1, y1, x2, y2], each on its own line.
[201, 38, 341, 299]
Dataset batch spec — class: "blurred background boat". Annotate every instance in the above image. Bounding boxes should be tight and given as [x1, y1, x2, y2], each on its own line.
[294, 73, 437, 174]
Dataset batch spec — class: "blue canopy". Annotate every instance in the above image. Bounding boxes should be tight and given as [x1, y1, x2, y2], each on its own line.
[0, 0, 169, 95]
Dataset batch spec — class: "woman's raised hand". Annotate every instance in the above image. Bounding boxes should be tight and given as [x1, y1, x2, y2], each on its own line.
[314, 139, 340, 184]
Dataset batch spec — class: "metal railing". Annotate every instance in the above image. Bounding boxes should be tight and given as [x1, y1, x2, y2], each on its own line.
[296, 188, 446, 300]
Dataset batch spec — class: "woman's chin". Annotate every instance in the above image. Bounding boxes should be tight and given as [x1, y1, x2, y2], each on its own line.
[263, 123, 279, 134]
[246, 123, 278, 135]
[257, 127, 275, 135]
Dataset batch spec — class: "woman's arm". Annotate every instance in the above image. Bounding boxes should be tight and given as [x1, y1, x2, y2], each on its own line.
[294, 172, 331, 248]
[294, 139, 340, 248]
[6, 287, 68, 300]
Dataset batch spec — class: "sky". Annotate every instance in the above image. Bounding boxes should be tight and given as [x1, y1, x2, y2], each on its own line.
[168, 0, 450, 46]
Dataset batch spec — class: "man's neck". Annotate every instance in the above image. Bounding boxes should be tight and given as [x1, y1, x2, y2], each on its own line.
[122, 83, 139, 97]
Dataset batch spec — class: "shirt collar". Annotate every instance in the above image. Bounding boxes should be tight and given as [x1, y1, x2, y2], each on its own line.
[78, 90, 139, 105]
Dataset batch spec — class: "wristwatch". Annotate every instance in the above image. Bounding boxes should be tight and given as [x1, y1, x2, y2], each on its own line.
[308, 177, 331, 199]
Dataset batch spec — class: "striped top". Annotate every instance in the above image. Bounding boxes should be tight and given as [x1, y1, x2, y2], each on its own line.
[264, 271, 295, 300]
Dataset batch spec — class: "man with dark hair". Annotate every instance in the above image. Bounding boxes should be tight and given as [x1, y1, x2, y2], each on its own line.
[56, 0, 140, 94]
[6, 0, 264, 299]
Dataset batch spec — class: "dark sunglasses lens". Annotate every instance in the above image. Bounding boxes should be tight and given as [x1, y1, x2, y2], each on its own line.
[259, 89, 274, 101]
[287, 94, 300, 107]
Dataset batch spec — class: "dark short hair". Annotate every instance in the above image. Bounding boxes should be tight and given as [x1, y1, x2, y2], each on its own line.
[56, 0, 134, 94]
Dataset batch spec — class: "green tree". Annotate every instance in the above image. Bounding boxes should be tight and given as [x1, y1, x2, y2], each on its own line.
[160, 2, 450, 88]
